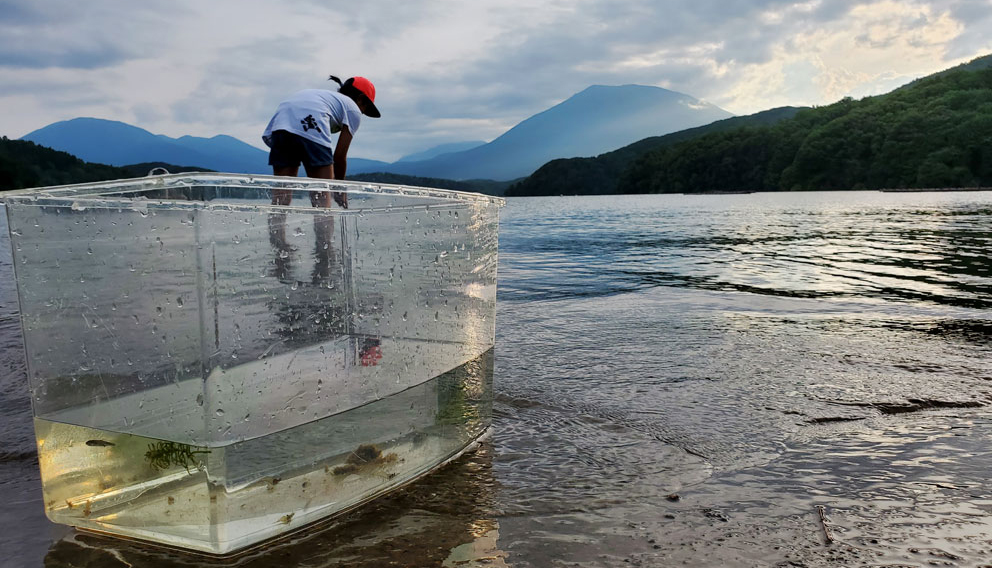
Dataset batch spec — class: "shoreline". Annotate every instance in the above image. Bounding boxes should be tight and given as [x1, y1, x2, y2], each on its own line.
[879, 186, 991, 192]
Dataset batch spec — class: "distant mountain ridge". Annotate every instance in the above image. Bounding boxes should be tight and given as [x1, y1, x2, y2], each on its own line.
[380, 85, 733, 180]
[21, 84, 732, 181]
[20, 118, 390, 175]
[23, 118, 267, 173]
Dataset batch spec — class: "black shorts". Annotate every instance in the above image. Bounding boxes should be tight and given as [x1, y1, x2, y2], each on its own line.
[267, 130, 334, 168]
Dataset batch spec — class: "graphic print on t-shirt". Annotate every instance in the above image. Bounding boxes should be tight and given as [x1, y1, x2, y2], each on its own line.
[301, 114, 321, 133]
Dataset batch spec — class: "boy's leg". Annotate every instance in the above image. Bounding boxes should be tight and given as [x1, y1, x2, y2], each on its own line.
[304, 164, 333, 207]
[270, 165, 298, 205]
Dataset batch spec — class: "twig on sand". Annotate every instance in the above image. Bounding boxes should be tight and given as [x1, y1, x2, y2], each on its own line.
[815, 505, 834, 545]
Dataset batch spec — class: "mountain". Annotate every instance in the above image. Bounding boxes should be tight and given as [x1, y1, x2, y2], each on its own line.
[617, 54, 992, 193]
[21, 84, 732, 182]
[507, 106, 803, 196]
[346, 157, 393, 174]
[20, 117, 397, 176]
[378, 85, 732, 180]
[22, 118, 266, 173]
[396, 141, 486, 163]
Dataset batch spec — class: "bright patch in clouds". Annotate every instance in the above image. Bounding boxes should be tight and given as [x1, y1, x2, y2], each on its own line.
[612, 43, 728, 73]
[718, 0, 974, 113]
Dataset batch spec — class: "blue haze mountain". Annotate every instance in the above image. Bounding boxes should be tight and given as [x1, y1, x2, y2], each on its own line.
[385, 85, 733, 180]
[21, 84, 732, 180]
[21, 117, 390, 175]
[396, 141, 486, 162]
[23, 118, 266, 173]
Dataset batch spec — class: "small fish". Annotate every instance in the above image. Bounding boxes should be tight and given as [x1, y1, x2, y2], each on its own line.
[85, 440, 115, 447]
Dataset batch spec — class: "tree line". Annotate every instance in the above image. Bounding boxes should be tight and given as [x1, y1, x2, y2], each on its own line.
[0, 137, 131, 190]
[0, 137, 213, 192]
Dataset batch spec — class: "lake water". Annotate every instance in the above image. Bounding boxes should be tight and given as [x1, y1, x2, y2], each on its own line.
[2, 191, 992, 567]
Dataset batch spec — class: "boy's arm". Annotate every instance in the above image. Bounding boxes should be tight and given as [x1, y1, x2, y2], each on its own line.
[333, 127, 352, 180]
[332, 127, 353, 208]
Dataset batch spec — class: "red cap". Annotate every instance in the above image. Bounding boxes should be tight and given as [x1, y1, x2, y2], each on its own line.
[348, 77, 380, 118]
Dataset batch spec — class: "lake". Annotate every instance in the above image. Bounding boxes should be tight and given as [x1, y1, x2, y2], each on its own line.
[2, 191, 991, 567]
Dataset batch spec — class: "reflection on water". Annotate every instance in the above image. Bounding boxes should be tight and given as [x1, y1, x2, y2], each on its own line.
[266, 211, 351, 349]
[499, 192, 992, 308]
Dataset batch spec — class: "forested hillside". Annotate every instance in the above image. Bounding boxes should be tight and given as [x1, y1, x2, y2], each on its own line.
[506, 107, 801, 196]
[618, 57, 992, 193]
[0, 138, 213, 191]
[0, 137, 130, 190]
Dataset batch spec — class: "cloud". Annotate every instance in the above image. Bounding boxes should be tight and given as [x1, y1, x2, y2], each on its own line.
[936, 0, 992, 58]
[170, 36, 321, 126]
[0, 1, 184, 69]
[707, 0, 986, 113]
[1, 0, 990, 161]
[377, 0, 858, 121]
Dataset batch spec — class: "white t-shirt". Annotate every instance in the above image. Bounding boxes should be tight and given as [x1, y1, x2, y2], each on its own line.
[262, 90, 362, 149]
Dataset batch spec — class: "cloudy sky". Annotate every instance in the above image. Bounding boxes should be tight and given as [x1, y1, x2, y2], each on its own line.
[1, 0, 990, 162]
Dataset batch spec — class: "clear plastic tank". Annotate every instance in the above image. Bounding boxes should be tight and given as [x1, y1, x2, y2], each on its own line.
[2, 173, 502, 554]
